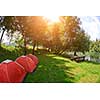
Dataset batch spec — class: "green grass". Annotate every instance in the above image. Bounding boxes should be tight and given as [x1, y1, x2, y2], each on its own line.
[24, 53, 75, 83]
[24, 53, 100, 83]
[0, 46, 100, 83]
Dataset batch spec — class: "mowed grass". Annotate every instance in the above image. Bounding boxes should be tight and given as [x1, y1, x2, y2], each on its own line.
[24, 53, 100, 83]
[24, 53, 75, 83]
[0, 46, 100, 83]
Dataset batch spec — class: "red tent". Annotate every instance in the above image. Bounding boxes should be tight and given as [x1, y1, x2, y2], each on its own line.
[16, 56, 36, 73]
[26, 54, 39, 65]
[0, 60, 26, 83]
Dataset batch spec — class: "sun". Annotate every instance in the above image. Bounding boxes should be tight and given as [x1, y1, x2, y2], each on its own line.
[44, 16, 60, 23]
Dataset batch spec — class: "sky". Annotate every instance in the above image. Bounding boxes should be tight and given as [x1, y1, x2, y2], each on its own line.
[79, 16, 100, 40]
[0, 16, 100, 44]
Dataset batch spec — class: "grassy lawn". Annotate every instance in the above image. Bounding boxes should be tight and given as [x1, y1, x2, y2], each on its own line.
[24, 53, 100, 83]
[0, 46, 100, 83]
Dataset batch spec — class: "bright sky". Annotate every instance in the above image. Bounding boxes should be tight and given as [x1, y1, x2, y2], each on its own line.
[0, 16, 100, 44]
[79, 16, 100, 40]
[44, 16, 60, 23]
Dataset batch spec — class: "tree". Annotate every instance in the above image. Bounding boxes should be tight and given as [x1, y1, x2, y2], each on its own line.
[43, 22, 64, 54]
[0, 16, 15, 47]
[13, 16, 29, 55]
[90, 39, 100, 59]
[72, 29, 90, 54]
[13, 16, 47, 55]
[59, 16, 90, 55]
[24, 16, 47, 54]
[59, 16, 81, 53]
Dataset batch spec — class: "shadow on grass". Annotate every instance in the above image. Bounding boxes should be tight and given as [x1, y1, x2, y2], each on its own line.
[24, 54, 75, 83]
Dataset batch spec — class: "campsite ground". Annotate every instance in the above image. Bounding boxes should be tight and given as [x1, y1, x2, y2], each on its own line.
[24, 53, 100, 83]
[0, 46, 100, 83]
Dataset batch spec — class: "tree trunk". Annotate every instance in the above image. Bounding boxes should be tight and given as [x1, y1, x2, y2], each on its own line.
[36, 41, 38, 50]
[74, 51, 77, 56]
[32, 40, 36, 54]
[0, 28, 5, 47]
[58, 45, 67, 55]
[23, 35, 27, 55]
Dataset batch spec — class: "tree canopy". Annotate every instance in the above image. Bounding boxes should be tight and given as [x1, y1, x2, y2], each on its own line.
[0, 16, 91, 55]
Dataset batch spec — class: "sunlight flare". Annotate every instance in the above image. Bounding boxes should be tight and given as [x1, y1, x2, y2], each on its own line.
[44, 16, 60, 23]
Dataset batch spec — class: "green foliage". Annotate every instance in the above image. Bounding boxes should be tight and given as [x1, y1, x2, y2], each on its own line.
[60, 16, 81, 38]
[0, 16, 15, 31]
[42, 16, 90, 54]
[60, 16, 81, 51]
[12, 33, 24, 48]
[59, 16, 90, 54]
[90, 40, 100, 59]
[73, 30, 90, 53]
[43, 22, 64, 54]
[14, 16, 47, 54]
[0, 16, 91, 55]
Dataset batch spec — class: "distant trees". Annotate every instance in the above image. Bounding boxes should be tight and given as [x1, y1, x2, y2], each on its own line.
[90, 39, 100, 59]
[0, 16, 91, 56]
